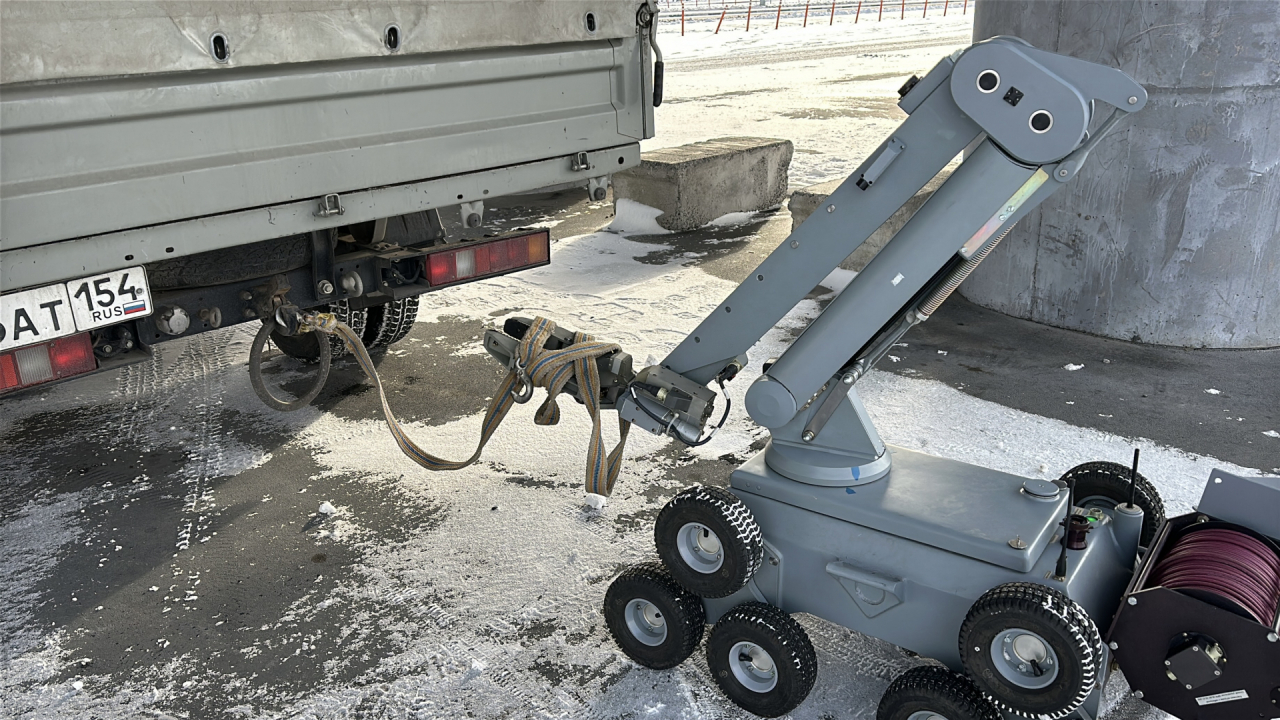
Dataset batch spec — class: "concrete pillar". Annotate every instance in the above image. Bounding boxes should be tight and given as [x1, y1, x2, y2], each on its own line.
[960, 0, 1280, 348]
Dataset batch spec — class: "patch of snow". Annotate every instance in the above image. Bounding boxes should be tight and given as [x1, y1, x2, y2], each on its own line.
[607, 199, 672, 235]
[1064, 363, 1084, 371]
[1203, 388, 1221, 395]
[708, 210, 756, 227]
[318, 502, 337, 516]
[1264, 430, 1280, 439]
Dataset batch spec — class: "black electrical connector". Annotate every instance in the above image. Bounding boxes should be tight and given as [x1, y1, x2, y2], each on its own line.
[1128, 448, 1140, 507]
[1054, 478, 1074, 580]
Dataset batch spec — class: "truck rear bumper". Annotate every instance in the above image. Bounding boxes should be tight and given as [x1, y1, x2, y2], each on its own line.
[2, 143, 639, 293]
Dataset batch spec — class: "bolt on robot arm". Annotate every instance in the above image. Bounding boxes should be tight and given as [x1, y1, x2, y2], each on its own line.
[488, 37, 1146, 467]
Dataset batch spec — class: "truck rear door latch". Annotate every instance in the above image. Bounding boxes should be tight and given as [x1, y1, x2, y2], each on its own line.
[315, 193, 345, 218]
[571, 152, 593, 172]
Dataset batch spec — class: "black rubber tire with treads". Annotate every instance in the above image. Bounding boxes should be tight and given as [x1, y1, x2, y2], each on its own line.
[1059, 460, 1165, 546]
[959, 582, 1102, 720]
[363, 296, 419, 350]
[877, 665, 1001, 720]
[603, 562, 705, 670]
[271, 301, 366, 361]
[706, 602, 817, 718]
[655, 486, 763, 599]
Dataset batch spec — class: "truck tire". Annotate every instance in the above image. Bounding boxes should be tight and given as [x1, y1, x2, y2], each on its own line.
[877, 665, 1001, 720]
[1058, 461, 1165, 547]
[147, 235, 311, 290]
[655, 486, 764, 599]
[270, 301, 366, 361]
[363, 297, 419, 350]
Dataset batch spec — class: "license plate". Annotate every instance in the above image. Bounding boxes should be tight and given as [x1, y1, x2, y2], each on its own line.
[0, 267, 152, 353]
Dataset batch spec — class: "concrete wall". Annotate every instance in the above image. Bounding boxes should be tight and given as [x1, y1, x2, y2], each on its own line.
[961, 0, 1280, 348]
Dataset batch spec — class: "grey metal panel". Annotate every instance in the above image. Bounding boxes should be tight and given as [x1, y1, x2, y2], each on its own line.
[727, 459, 1133, 670]
[1196, 470, 1280, 541]
[0, 0, 642, 84]
[1, 144, 641, 292]
[732, 445, 1066, 573]
[1, 39, 646, 251]
[950, 37, 1145, 166]
[660, 63, 982, 384]
[610, 36, 648, 141]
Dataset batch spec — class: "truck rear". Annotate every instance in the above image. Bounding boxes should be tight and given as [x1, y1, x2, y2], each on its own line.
[0, 0, 659, 396]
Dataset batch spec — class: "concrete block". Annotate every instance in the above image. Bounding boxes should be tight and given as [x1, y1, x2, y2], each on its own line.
[612, 137, 793, 232]
[789, 167, 955, 271]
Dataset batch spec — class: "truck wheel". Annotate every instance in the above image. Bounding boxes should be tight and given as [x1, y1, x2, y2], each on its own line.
[959, 583, 1101, 720]
[603, 562, 705, 670]
[655, 486, 763, 599]
[271, 301, 366, 361]
[1058, 461, 1165, 547]
[877, 665, 1001, 720]
[363, 296, 419, 350]
[706, 602, 816, 718]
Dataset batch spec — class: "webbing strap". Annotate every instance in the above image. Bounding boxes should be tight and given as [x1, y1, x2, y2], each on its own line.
[306, 313, 631, 496]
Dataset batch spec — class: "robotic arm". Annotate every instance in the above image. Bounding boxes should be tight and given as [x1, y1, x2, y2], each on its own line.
[488, 37, 1146, 467]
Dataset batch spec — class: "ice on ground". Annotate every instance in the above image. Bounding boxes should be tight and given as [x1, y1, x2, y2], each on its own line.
[607, 198, 672, 235]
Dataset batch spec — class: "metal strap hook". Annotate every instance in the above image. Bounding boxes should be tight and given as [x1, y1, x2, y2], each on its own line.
[510, 358, 535, 404]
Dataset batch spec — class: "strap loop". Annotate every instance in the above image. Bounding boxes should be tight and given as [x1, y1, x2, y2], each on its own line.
[302, 313, 631, 496]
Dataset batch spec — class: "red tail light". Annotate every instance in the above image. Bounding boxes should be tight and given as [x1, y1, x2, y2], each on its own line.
[426, 230, 551, 288]
[0, 354, 18, 391]
[49, 335, 97, 376]
[0, 332, 97, 394]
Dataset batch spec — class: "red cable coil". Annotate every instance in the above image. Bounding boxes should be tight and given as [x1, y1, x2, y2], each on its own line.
[1150, 526, 1280, 626]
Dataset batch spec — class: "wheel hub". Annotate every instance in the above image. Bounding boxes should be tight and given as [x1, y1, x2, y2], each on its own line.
[991, 628, 1059, 689]
[677, 522, 724, 574]
[624, 598, 667, 647]
[906, 713, 951, 720]
[729, 641, 778, 693]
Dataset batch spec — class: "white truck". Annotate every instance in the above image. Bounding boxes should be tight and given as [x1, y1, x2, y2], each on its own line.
[0, 0, 661, 396]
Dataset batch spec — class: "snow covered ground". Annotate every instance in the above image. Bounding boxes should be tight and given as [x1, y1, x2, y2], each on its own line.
[3, 215, 1260, 719]
[3, 14, 1269, 720]
[650, 8, 974, 186]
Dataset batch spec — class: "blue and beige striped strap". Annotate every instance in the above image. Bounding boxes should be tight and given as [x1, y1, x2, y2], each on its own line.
[308, 313, 632, 496]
